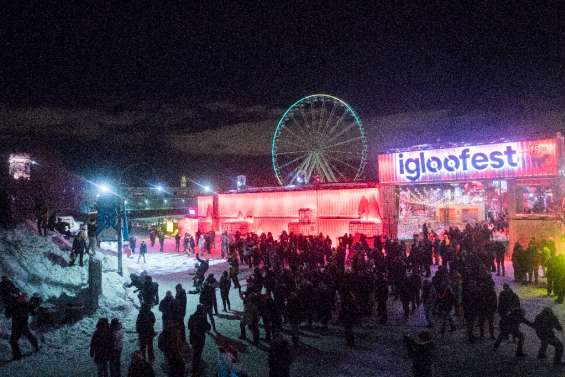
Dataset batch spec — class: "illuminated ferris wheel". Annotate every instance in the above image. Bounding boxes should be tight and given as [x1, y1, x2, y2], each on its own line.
[272, 94, 368, 186]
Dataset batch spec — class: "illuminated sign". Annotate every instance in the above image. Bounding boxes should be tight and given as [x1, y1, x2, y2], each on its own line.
[378, 138, 558, 184]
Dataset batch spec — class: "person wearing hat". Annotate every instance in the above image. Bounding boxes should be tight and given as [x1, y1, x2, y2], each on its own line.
[404, 330, 434, 377]
[494, 305, 532, 357]
[531, 307, 564, 365]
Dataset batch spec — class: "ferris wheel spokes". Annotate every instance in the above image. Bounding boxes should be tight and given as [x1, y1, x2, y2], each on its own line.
[272, 94, 367, 186]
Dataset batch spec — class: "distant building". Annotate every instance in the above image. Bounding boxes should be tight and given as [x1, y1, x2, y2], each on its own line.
[8, 153, 32, 180]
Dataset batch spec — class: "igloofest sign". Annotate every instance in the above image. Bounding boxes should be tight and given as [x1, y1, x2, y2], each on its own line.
[378, 138, 559, 184]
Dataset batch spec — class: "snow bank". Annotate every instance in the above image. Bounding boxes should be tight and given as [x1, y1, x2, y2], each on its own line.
[0, 223, 130, 311]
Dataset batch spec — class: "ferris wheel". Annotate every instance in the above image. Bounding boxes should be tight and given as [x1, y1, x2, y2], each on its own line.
[272, 94, 368, 186]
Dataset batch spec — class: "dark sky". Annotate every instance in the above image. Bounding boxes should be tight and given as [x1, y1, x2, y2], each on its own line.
[1, 2, 564, 186]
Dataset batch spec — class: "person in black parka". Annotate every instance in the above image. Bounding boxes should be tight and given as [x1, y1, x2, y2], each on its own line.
[188, 305, 211, 377]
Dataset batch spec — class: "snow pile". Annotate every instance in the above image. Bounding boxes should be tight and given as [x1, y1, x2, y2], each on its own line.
[0, 223, 130, 311]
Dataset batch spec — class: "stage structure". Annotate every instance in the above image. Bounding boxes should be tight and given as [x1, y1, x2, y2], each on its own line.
[378, 134, 565, 250]
[196, 183, 383, 243]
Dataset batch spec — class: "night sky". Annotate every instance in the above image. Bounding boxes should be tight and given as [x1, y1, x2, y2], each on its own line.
[1, 3, 564, 187]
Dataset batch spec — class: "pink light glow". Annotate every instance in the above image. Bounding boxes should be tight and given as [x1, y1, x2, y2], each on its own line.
[198, 186, 382, 242]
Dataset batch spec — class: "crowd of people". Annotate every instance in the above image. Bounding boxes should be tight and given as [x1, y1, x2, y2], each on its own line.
[3, 221, 565, 376]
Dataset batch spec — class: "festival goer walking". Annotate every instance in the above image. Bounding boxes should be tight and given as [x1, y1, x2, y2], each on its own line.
[9, 291, 39, 360]
[532, 307, 564, 365]
[478, 278, 497, 339]
[221, 231, 230, 259]
[494, 241, 506, 276]
[158, 231, 165, 253]
[129, 235, 137, 254]
[109, 318, 124, 377]
[219, 271, 231, 311]
[70, 232, 87, 267]
[149, 228, 156, 248]
[188, 305, 211, 377]
[175, 232, 181, 253]
[136, 303, 156, 363]
[138, 241, 147, 263]
[90, 318, 112, 377]
[158, 321, 185, 377]
[199, 274, 218, 332]
[340, 290, 358, 347]
[494, 306, 531, 357]
[159, 291, 176, 329]
[174, 284, 187, 343]
[421, 280, 436, 328]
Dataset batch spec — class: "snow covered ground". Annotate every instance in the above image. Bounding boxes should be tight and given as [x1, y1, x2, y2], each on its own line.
[1, 225, 565, 376]
[99, 241, 224, 277]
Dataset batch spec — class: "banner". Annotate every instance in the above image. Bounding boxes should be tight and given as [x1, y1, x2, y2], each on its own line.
[378, 138, 558, 184]
[96, 196, 119, 242]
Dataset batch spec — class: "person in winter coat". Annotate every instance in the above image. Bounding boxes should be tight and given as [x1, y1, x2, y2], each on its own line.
[129, 235, 137, 254]
[494, 306, 532, 357]
[149, 228, 156, 247]
[142, 276, 159, 308]
[340, 290, 358, 347]
[109, 318, 124, 377]
[494, 241, 506, 276]
[375, 274, 389, 325]
[239, 291, 260, 345]
[532, 307, 564, 365]
[159, 291, 176, 329]
[498, 283, 520, 319]
[286, 291, 302, 346]
[175, 232, 181, 253]
[158, 231, 165, 252]
[198, 234, 206, 254]
[478, 278, 497, 339]
[70, 233, 87, 267]
[174, 284, 187, 343]
[188, 305, 211, 377]
[269, 333, 292, 377]
[193, 255, 210, 292]
[199, 274, 218, 331]
[9, 291, 39, 360]
[136, 304, 156, 363]
[127, 350, 155, 377]
[404, 330, 434, 377]
[228, 251, 241, 291]
[86, 215, 97, 255]
[421, 280, 436, 328]
[436, 281, 456, 334]
[158, 321, 185, 377]
[219, 271, 231, 311]
[91, 318, 112, 377]
[221, 231, 230, 259]
[463, 280, 481, 342]
[138, 241, 147, 263]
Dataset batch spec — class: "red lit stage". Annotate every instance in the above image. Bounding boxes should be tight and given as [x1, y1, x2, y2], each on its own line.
[196, 182, 383, 242]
